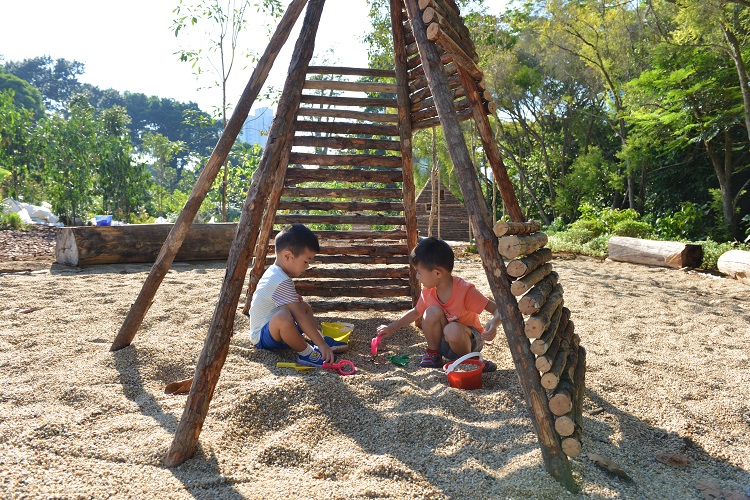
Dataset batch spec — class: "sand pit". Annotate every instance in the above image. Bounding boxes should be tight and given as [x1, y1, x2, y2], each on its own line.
[1, 252, 749, 498]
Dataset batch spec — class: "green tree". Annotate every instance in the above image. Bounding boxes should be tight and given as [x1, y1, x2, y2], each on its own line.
[0, 89, 40, 200]
[0, 71, 44, 118]
[141, 131, 186, 217]
[4, 56, 85, 110]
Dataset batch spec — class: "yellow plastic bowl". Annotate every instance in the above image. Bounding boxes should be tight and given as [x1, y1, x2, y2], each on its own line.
[321, 322, 354, 343]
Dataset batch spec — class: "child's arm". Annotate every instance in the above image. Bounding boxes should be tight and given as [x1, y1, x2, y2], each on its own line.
[376, 307, 421, 339]
[286, 300, 335, 363]
[481, 300, 501, 341]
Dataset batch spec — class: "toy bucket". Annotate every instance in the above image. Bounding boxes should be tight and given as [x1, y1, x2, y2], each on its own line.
[321, 322, 354, 343]
[443, 352, 483, 390]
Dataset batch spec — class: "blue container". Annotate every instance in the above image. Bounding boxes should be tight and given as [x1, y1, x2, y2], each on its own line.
[95, 215, 113, 226]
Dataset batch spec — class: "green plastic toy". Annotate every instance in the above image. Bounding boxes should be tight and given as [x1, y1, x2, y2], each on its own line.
[388, 354, 410, 367]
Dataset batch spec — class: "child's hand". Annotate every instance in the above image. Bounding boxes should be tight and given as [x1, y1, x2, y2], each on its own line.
[376, 324, 394, 339]
[317, 343, 336, 364]
[482, 311, 502, 342]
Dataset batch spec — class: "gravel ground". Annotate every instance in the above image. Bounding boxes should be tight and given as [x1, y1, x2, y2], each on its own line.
[0, 249, 749, 499]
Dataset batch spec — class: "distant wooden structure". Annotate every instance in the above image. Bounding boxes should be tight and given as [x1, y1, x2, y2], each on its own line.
[108, 0, 586, 491]
[416, 178, 470, 241]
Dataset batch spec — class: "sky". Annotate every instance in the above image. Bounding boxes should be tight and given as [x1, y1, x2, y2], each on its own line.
[1, 0, 509, 115]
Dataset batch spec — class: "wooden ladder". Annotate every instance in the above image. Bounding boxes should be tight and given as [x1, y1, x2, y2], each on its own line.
[243, 66, 419, 313]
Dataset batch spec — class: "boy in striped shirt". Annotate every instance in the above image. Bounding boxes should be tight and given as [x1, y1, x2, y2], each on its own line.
[249, 224, 345, 367]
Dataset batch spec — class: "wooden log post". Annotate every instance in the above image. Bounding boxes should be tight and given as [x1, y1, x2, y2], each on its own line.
[511, 263, 554, 296]
[525, 284, 564, 338]
[541, 343, 574, 390]
[404, 0, 576, 491]
[164, 0, 325, 467]
[519, 271, 559, 316]
[390, 0, 420, 305]
[560, 347, 586, 458]
[493, 219, 542, 237]
[507, 248, 553, 279]
[549, 380, 574, 417]
[110, 0, 310, 352]
[607, 236, 703, 269]
[498, 232, 549, 260]
[531, 307, 571, 356]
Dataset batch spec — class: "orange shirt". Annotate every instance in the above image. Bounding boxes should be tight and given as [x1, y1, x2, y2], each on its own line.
[415, 276, 488, 330]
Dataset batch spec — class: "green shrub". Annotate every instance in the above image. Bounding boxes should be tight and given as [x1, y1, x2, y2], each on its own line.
[612, 220, 654, 238]
[0, 212, 24, 229]
[655, 202, 707, 240]
[546, 217, 568, 234]
[582, 235, 609, 258]
[569, 217, 606, 237]
[547, 232, 584, 254]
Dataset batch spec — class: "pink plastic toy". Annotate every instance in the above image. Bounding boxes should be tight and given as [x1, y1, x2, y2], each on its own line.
[371, 335, 383, 356]
[322, 359, 356, 376]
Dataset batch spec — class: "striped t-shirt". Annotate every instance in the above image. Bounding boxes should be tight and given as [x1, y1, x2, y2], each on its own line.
[249, 263, 299, 345]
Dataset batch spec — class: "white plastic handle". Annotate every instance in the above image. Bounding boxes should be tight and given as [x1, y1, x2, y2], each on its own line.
[444, 352, 483, 374]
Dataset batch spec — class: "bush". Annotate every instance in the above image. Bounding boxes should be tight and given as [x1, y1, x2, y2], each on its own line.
[568, 217, 606, 237]
[694, 239, 740, 271]
[612, 220, 654, 238]
[0, 212, 24, 229]
[582, 235, 609, 258]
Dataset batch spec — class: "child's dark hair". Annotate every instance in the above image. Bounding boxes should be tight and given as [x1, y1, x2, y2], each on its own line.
[275, 223, 320, 255]
[410, 237, 454, 272]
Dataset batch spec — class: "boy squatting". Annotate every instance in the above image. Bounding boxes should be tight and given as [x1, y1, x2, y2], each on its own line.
[376, 237, 503, 371]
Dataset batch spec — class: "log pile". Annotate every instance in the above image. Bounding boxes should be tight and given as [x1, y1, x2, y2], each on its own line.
[495, 219, 587, 457]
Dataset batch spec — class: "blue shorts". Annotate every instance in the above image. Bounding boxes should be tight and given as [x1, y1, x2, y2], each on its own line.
[255, 321, 303, 350]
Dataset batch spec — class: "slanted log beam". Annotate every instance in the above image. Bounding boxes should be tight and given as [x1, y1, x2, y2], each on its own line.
[110, 0, 310, 352]
[507, 248, 553, 278]
[164, 0, 325, 467]
[519, 271, 559, 316]
[404, 0, 575, 490]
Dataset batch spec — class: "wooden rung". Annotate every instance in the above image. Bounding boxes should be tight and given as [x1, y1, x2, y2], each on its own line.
[293, 136, 401, 151]
[306, 66, 395, 78]
[296, 284, 411, 298]
[295, 120, 400, 137]
[498, 232, 549, 260]
[278, 200, 405, 212]
[296, 278, 410, 287]
[303, 80, 397, 93]
[288, 153, 402, 168]
[314, 244, 409, 256]
[284, 167, 403, 185]
[275, 213, 404, 226]
[312, 255, 409, 265]
[308, 299, 412, 312]
[302, 267, 409, 279]
[299, 95, 398, 108]
[412, 107, 472, 131]
[296, 107, 400, 123]
[282, 187, 405, 200]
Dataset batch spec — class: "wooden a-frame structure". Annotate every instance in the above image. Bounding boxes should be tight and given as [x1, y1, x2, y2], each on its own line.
[110, 0, 584, 491]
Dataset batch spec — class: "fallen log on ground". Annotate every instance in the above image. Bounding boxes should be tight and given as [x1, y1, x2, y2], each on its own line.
[56, 223, 239, 266]
[607, 236, 703, 269]
[717, 249, 750, 285]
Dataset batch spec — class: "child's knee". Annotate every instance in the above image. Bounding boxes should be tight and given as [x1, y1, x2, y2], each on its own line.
[271, 309, 295, 328]
[423, 305, 445, 323]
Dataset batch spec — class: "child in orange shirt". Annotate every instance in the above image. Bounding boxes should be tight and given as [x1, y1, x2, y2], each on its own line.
[376, 237, 501, 370]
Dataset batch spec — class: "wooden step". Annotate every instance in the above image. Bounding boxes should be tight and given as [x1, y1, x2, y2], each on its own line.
[308, 299, 412, 312]
[288, 153, 402, 168]
[296, 283, 411, 298]
[292, 136, 401, 151]
[278, 200, 405, 212]
[264, 243, 409, 255]
[303, 80, 397, 93]
[306, 66, 395, 78]
[303, 267, 409, 279]
[284, 167, 403, 184]
[274, 213, 404, 226]
[296, 107, 399, 123]
[295, 120, 400, 136]
[300, 95, 398, 108]
[296, 278, 410, 287]
[282, 187, 405, 200]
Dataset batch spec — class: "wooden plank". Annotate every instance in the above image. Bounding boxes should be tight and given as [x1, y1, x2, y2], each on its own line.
[313, 244, 409, 255]
[304, 80, 397, 93]
[310, 255, 409, 264]
[295, 284, 411, 297]
[296, 107, 400, 123]
[308, 299, 412, 312]
[303, 267, 409, 278]
[295, 120, 400, 136]
[278, 200, 405, 211]
[284, 167, 404, 184]
[275, 213, 404, 226]
[292, 135, 401, 151]
[306, 66, 395, 78]
[300, 94, 398, 108]
[296, 277, 410, 286]
[288, 152, 403, 167]
[282, 187, 405, 199]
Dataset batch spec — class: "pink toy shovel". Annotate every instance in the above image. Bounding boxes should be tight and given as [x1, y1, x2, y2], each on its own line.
[371, 335, 383, 356]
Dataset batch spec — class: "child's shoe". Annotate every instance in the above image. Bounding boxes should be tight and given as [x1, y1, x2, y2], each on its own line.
[323, 336, 349, 354]
[297, 347, 325, 367]
[481, 359, 497, 373]
[420, 349, 443, 368]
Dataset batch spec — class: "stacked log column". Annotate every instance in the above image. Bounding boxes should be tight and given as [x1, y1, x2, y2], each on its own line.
[495, 220, 587, 457]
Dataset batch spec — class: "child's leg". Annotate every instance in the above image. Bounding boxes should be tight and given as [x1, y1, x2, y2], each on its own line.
[267, 309, 309, 352]
[442, 322, 475, 359]
[422, 305, 448, 350]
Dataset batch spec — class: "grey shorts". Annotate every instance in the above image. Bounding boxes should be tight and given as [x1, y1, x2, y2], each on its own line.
[440, 325, 484, 361]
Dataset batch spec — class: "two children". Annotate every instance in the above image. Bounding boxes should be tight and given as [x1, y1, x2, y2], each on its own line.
[250, 225, 501, 372]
